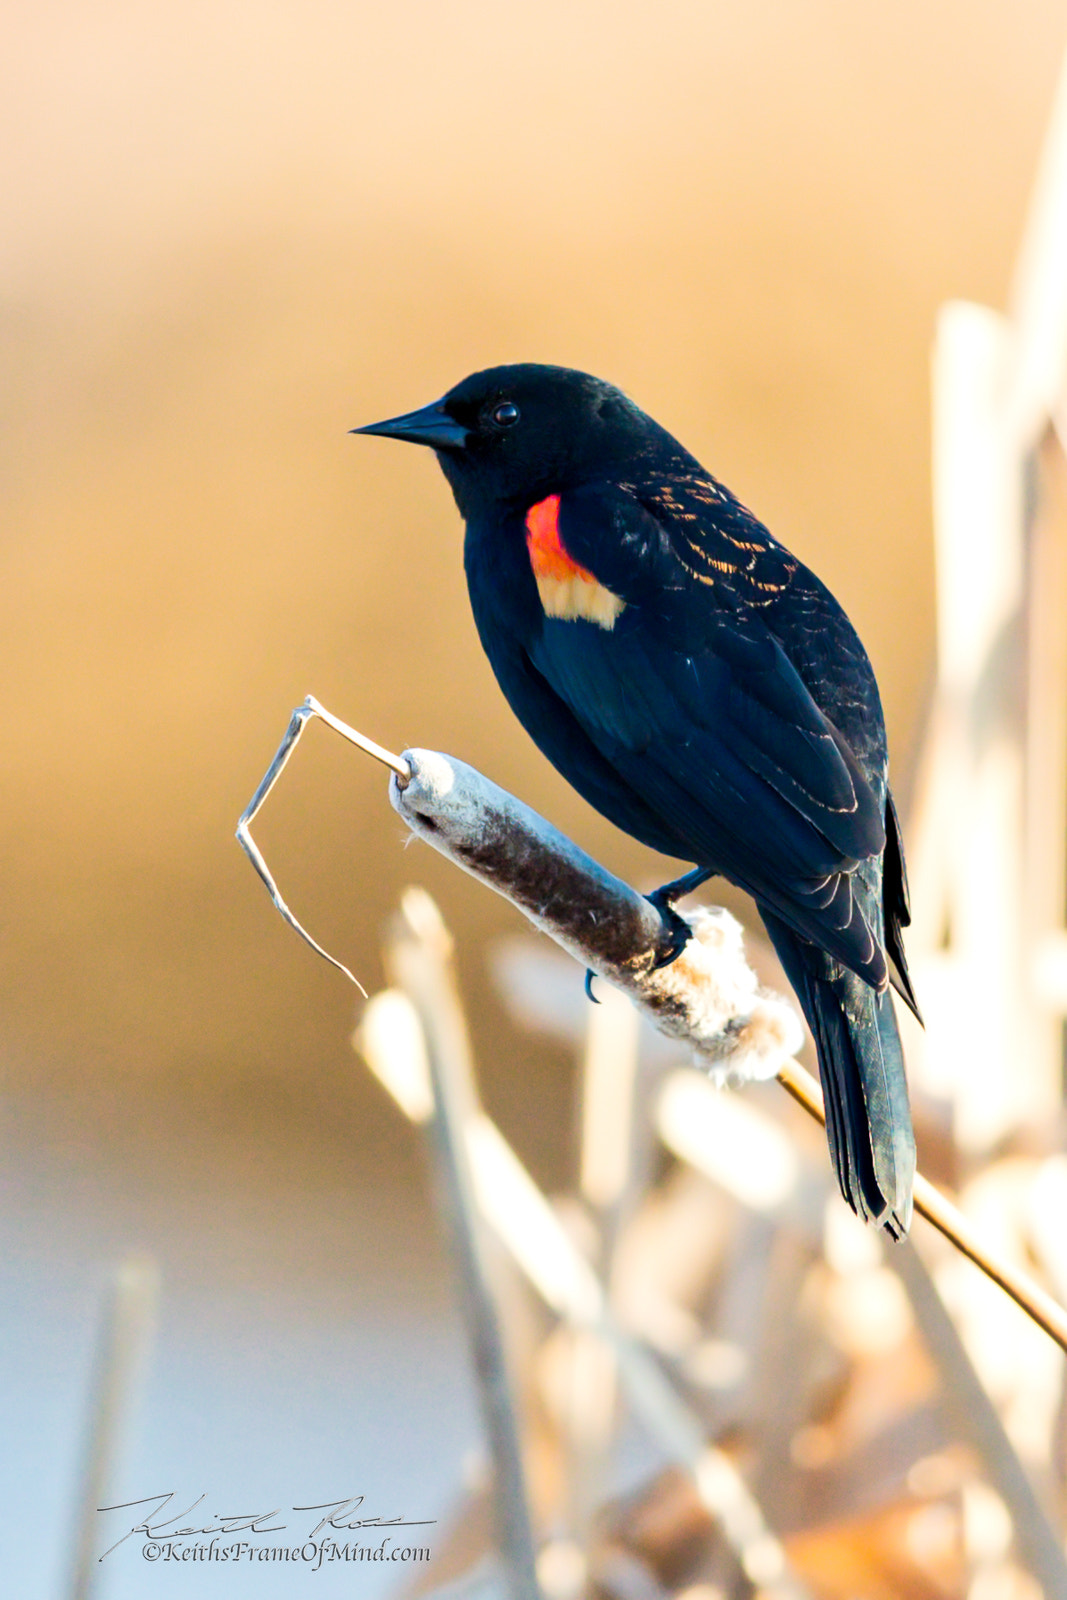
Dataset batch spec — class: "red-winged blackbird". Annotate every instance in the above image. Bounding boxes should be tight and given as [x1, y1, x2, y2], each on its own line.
[357, 364, 918, 1235]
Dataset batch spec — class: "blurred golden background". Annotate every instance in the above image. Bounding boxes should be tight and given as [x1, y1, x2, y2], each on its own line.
[4, 2, 1067, 1595]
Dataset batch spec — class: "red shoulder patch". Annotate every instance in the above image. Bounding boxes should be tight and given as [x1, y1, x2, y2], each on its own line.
[523, 494, 626, 629]
[525, 495, 597, 583]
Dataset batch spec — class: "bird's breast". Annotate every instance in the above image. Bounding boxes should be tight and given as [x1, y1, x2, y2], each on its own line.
[524, 494, 625, 631]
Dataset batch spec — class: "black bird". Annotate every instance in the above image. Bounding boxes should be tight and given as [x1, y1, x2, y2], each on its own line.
[357, 364, 918, 1235]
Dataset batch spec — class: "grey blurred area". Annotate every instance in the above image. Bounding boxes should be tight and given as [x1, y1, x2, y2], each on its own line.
[2, 1, 1065, 1595]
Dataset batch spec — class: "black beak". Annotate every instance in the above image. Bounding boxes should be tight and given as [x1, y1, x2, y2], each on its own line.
[351, 400, 469, 451]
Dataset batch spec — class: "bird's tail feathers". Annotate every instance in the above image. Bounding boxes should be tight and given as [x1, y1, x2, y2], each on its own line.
[763, 916, 916, 1237]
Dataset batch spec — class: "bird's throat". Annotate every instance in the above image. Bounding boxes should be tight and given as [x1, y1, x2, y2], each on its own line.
[524, 495, 625, 630]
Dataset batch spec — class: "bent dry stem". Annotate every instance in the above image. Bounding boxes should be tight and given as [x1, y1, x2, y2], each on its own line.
[235, 696, 411, 994]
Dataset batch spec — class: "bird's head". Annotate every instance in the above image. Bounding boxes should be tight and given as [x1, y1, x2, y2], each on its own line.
[354, 363, 681, 516]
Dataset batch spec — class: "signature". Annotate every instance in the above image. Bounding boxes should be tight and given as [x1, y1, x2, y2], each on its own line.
[97, 1494, 435, 1562]
[294, 1499, 435, 1541]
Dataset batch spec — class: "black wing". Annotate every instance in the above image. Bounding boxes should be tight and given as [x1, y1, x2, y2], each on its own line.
[521, 481, 891, 988]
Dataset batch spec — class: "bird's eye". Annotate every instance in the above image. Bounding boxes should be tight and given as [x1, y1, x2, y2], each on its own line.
[491, 401, 520, 428]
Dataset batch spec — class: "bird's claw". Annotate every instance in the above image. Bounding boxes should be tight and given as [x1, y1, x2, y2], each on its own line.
[584, 968, 600, 1004]
[648, 899, 692, 970]
[644, 867, 710, 969]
